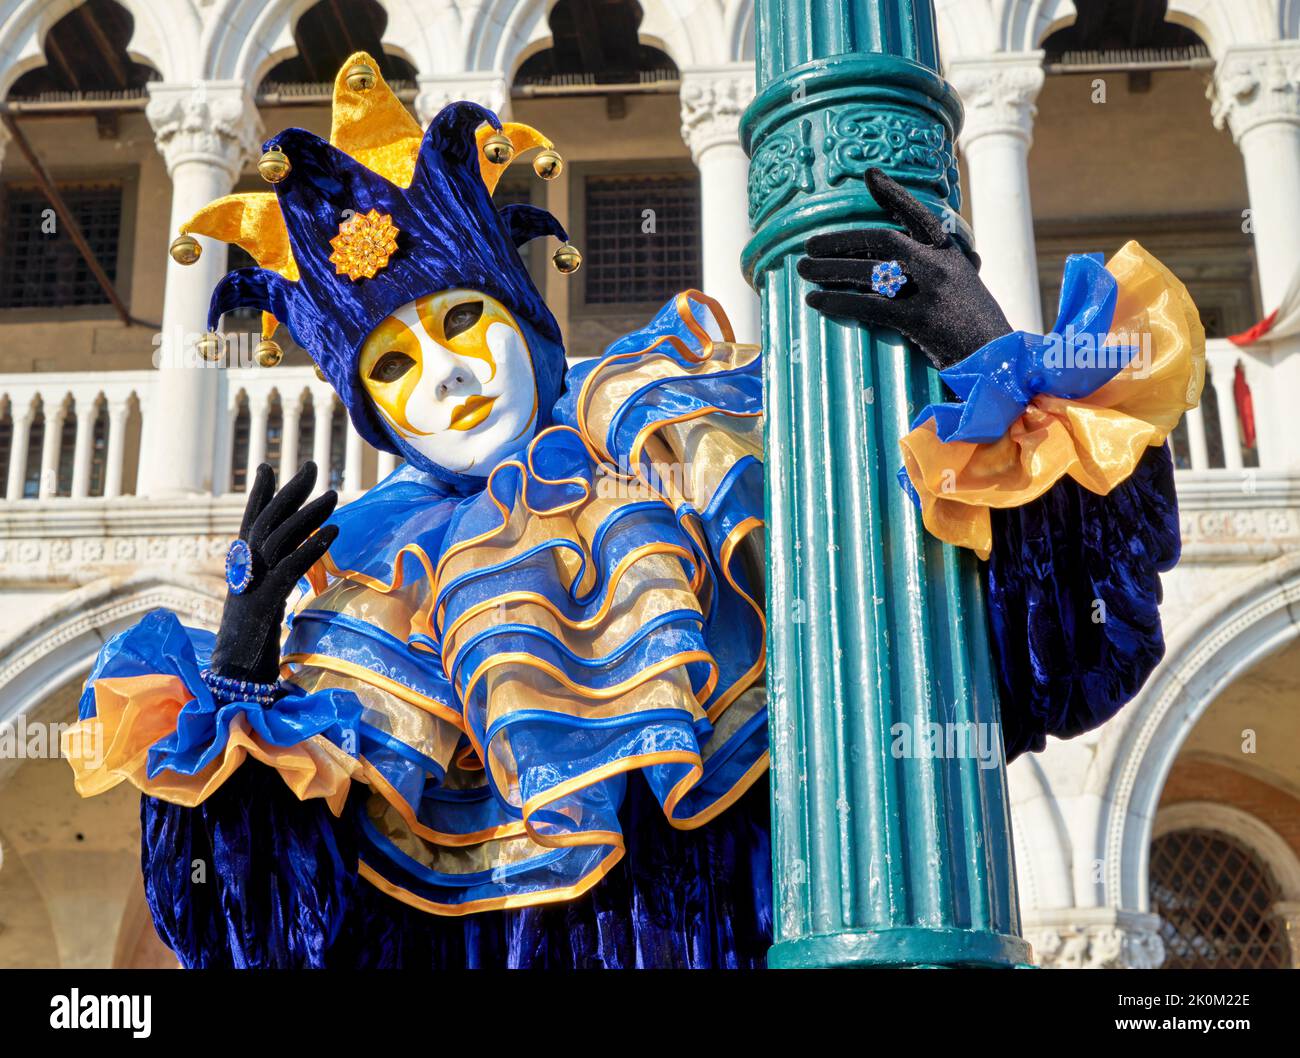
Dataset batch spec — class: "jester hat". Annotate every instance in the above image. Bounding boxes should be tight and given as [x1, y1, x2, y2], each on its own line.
[176, 53, 570, 488]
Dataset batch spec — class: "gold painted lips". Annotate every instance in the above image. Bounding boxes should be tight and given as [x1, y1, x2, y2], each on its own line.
[449, 394, 497, 431]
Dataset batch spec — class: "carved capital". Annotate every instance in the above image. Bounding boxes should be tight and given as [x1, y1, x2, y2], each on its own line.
[1210, 44, 1300, 142]
[415, 73, 510, 126]
[679, 65, 756, 161]
[1024, 909, 1165, 969]
[949, 54, 1045, 150]
[145, 82, 262, 181]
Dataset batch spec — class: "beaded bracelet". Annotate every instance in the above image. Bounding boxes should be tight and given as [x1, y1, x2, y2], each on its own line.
[200, 667, 280, 707]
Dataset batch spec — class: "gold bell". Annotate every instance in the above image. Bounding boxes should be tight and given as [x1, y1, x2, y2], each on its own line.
[552, 242, 582, 274]
[345, 62, 377, 92]
[313, 363, 327, 382]
[532, 148, 563, 181]
[258, 146, 291, 184]
[169, 233, 201, 265]
[255, 338, 284, 368]
[482, 132, 514, 166]
[196, 331, 224, 363]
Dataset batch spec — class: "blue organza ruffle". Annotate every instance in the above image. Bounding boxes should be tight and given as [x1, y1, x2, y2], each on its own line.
[80, 609, 362, 780]
[910, 252, 1136, 444]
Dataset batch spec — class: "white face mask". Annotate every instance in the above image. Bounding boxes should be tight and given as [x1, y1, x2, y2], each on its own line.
[359, 289, 539, 476]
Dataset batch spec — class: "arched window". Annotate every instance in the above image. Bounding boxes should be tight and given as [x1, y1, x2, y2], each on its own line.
[230, 395, 250, 493]
[1150, 828, 1291, 969]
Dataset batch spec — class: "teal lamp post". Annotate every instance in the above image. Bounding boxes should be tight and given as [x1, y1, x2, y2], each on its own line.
[741, 0, 1032, 968]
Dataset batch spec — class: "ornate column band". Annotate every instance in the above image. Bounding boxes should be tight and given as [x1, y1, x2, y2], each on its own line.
[742, 54, 968, 281]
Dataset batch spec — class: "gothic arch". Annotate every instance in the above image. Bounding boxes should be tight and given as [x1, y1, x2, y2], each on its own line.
[202, 0, 446, 85]
[0, 0, 182, 96]
[464, 0, 729, 81]
[1098, 551, 1300, 912]
[937, 0, 1285, 65]
[0, 571, 222, 728]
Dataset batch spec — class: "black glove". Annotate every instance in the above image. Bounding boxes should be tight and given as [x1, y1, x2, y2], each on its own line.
[798, 167, 1013, 370]
[209, 462, 339, 687]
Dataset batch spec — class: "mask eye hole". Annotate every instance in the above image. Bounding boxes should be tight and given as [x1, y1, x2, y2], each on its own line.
[443, 300, 484, 341]
[368, 350, 416, 384]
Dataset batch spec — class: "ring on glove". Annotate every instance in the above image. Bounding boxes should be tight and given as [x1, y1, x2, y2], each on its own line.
[225, 538, 255, 594]
[870, 260, 908, 298]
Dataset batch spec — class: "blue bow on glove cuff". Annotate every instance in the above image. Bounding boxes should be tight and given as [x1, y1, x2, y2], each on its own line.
[913, 253, 1139, 445]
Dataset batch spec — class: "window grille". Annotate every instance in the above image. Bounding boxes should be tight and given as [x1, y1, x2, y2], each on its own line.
[1151, 828, 1291, 969]
[583, 174, 701, 305]
[0, 184, 122, 309]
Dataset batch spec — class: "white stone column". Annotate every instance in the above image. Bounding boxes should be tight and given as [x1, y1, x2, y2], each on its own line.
[104, 398, 130, 499]
[344, 425, 364, 494]
[680, 65, 760, 344]
[38, 398, 66, 499]
[415, 72, 510, 125]
[376, 450, 400, 480]
[69, 392, 97, 498]
[5, 400, 32, 500]
[1212, 44, 1300, 470]
[144, 82, 261, 497]
[311, 393, 334, 493]
[948, 54, 1046, 333]
[279, 390, 303, 482]
[246, 390, 270, 481]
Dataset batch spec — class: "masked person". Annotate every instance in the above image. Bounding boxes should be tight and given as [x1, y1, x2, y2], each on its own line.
[64, 55, 1203, 968]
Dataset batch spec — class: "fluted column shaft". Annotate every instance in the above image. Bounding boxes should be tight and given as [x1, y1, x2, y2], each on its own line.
[144, 82, 261, 497]
[743, 0, 1027, 968]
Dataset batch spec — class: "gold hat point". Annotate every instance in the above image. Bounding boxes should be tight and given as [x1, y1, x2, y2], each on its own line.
[258, 146, 291, 184]
[482, 132, 515, 165]
[344, 62, 378, 92]
[169, 233, 202, 265]
[552, 242, 582, 274]
[255, 338, 284, 367]
[313, 363, 328, 382]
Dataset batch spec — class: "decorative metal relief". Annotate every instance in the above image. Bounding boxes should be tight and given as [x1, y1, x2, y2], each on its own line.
[822, 107, 958, 202]
[748, 118, 815, 226]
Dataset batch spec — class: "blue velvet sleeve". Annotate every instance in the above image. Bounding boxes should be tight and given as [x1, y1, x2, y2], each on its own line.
[986, 443, 1181, 761]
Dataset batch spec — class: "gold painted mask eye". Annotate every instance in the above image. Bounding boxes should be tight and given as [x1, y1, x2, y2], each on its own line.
[443, 300, 483, 340]
[368, 350, 416, 384]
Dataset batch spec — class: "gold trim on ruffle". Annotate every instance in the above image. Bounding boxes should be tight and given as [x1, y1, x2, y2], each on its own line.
[61, 674, 360, 815]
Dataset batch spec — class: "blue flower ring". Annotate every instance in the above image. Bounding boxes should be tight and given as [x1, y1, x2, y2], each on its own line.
[225, 538, 255, 595]
[871, 260, 908, 299]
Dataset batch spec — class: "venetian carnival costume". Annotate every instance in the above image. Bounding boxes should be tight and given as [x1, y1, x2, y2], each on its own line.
[63, 55, 1204, 968]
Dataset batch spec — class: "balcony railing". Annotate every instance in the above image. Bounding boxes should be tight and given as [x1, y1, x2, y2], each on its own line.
[0, 366, 399, 502]
[0, 339, 1286, 505]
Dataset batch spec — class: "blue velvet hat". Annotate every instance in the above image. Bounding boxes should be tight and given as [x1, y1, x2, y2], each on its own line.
[174, 53, 571, 490]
